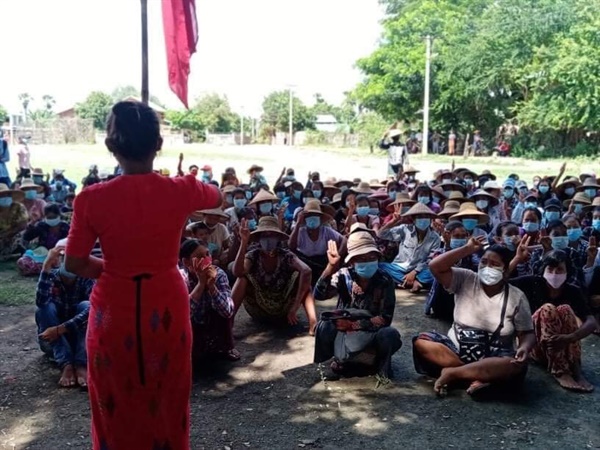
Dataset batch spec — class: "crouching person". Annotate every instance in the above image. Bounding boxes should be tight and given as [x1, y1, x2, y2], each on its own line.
[413, 237, 536, 397]
[35, 240, 94, 388]
[313, 232, 402, 382]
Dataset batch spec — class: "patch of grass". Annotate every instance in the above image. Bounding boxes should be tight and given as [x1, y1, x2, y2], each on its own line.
[0, 261, 37, 306]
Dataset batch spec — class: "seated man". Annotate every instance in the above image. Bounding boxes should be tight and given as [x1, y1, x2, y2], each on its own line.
[313, 233, 402, 382]
[35, 241, 94, 388]
[413, 238, 536, 397]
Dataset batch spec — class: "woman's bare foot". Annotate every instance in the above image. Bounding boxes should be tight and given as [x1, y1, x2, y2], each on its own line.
[466, 380, 491, 395]
[410, 280, 423, 293]
[434, 367, 456, 396]
[308, 320, 317, 336]
[59, 364, 77, 388]
[75, 366, 88, 388]
[572, 366, 595, 393]
[554, 373, 584, 391]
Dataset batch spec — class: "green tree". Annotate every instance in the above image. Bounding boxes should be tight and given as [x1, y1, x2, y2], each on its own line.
[0, 104, 8, 123]
[42, 95, 56, 112]
[192, 93, 238, 133]
[261, 91, 315, 133]
[76, 91, 114, 129]
[111, 85, 165, 108]
[354, 111, 389, 148]
[18, 93, 33, 117]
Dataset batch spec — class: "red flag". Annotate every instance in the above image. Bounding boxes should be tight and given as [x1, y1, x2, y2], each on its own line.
[162, 0, 198, 108]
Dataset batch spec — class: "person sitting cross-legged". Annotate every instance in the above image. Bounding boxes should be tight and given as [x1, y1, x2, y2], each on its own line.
[413, 237, 536, 397]
[35, 241, 94, 388]
[313, 233, 402, 382]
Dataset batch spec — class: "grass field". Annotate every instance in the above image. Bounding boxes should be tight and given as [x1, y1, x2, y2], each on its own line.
[4, 143, 596, 189]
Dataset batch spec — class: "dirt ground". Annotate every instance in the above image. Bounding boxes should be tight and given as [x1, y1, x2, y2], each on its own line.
[1, 263, 599, 450]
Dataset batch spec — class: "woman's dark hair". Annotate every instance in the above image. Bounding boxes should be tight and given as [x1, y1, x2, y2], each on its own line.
[538, 250, 574, 279]
[105, 101, 161, 162]
[311, 180, 324, 190]
[300, 188, 313, 202]
[189, 164, 199, 171]
[546, 220, 567, 235]
[523, 206, 542, 222]
[232, 188, 245, 198]
[238, 207, 257, 220]
[188, 222, 209, 233]
[341, 188, 355, 205]
[494, 221, 519, 237]
[445, 221, 465, 232]
[273, 183, 286, 194]
[44, 203, 61, 216]
[179, 238, 208, 259]
[561, 214, 579, 224]
[355, 194, 369, 204]
[485, 244, 513, 269]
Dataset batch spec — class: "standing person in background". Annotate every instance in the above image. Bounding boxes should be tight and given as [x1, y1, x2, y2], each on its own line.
[379, 125, 409, 181]
[0, 130, 11, 186]
[448, 129, 456, 156]
[16, 137, 32, 179]
[65, 101, 221, 450]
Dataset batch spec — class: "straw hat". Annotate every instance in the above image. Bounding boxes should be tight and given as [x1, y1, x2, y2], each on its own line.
[320, 203, 336, 219]
[449, 202, 490, 225]
[438, 200, 461, 219]
[386, 192, 416, 213]
[197, 208, 229, 219]
[563, 192, 591, 208]
[369, 179, 385, 189]
[334, 180, 354, 189]
[221, 184, 237, 194]
[483, 180, 501, 191]
[456, 169, 478, 180]
[349, 222, 375, 236]
[440, 191, 469, 207]
[247, 164, 264, 174]
[18, 178, 44, 193]
[389, 129, 402, 138]
[32, 168, 44, 176]
[469, 189, 499, 207]
[352, 182, 374, 195]
[330, 193, 343, 206]
[344, 231, 381, 263]
[479, 170, 497, 181]
[402, 203, 437, 218]
[579, 172, 596, 183]
[576, 178, 600, 191]
[435, 169, 453, 183]
[403, 165, 420, 174]
[0, 183, 25, 202]
[555, 177, 581, 196]
[248, 190, 278, 206]
[584, 196, 600, 211]
[250, 216, 289, 241]
[369, 189, 390, 201]
[322, 180, 341, 195]
[437, 180, 467, 194]
[302, 200, 330, 219]
[431, 186, 448, 200]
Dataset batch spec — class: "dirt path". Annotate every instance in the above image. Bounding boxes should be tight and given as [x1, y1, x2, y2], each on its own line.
[1, 291, 599, 450]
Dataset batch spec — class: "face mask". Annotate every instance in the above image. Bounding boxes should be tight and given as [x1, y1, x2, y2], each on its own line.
[432, 196, 441, 204]
[340, 186, 348, 192]
[567, 227, 582, 242]
[293, 190, 302, 200]
[357, 206, 370, 217]
[59, 263, 77, 279]
[443, 190, 452, 197]
[475, 199, 489, 210]
[276, 191, 285, 199]
[207, 242, 219, 253]
[585, 188, 597, 199]
[464, 178, 473, 186]
[259, 203, 272, 215]
[388, 191, 397, 200]
[418, 196, 429, 204]
[522, 222, 539, 233]
[503, 189, 514, 199]
[538, 185, 549, 194]
[544, 270, 567, 289]
[246, 191, 253, 200]
[503, 236, 517, 251]
[544, 211, 560, 222]
[592, 219, 600, 231]
[0, 197, 13, 207]
[525, 202, 537, 209]
[551, 236, 569, 250]
[402, 206, 410, 214]
[573, 204, 583, 214]
[354, 261, 379, 279]
[37, 193, 45, 200]
[462, 218, 478, 231]
[259, 237, 279, 252]
[305, 216, 321, 229]
[302, 197, 313, 205]
[369, 207, 379, 216]
[55, 182, 63, 190]
[415, 218, 431, 231]
[25, 190, 38, 200]
[234, 198, 247, 209]
[247, 219, 257, 230]
[519, 187, 528, 195]
[450, 238, 467, 249]
[225, 195, 233, 204]
[312, 190, 322, 199]
[564, 187, 575, 197]
[202, 171, 210, 178]
[478, 266, 504, 286]
[33, 176, 43, 184]
[45, 217, 61, 227]
[442, 178, 452, 184]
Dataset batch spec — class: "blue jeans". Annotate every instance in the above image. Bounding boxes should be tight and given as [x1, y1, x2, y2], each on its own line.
[35, 302, 88, 368]
[378, 263, 434, 286]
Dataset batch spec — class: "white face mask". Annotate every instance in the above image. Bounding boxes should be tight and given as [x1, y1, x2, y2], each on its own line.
[478, 266, 504, 286]
[544, 270, 567, 289]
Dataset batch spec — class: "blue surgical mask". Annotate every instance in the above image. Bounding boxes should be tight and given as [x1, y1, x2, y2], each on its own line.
[432, 196, 441, 204]
[225, 195, 233, 204]
[402, 206, 410, 214]
[55, 182, 63, 190]
[293, 190, 302, 200]
[207, 242, 219, 253]
[462, 218, 478, 231]
[564, 187, 575, 197]
[340, 186, 349, 192]
[567, 227, 582, 242]
[503, 189, 514, 199]
[312, 190, 322, 199]
[503, 236, 517, 251]
[585, 188, 597, 199]
[573, 204, 583, 214]
[551, 236, 569, 250]
[475, 200, 488, 210]
[247, 219, 257, 230]
[259, 237, 279, 252]
[302, 197, 313, 205]
[418, 196, 429, 204]
[25, 190, 38, 200]
[538, 185, 549, 194]
[357, 206, 370, 217]
[525, 202, 537, 209]
[234, 198, 247, 209]
[443, 190, 452, 197]
[259, 203, 272, 214]
[415, 218, 431, 230]
[0, 197, 13, 207]
[59, 263, 77, 279]
[369, 207, 380, 216]
[305, 216, 321, 229]
[522, 222, 539, 233]
[593, 219, 600, 231]
[464, 178, 473, 186]
[246, 191, 253, 200]
[450, 238, 467, 249]
[388, 191, 396, 200]
[353, 261, 379, 279]
[544, 211, 560, 222]
[33, 176, 43, 184]
[45, 217, 61, 227]
[276, 191, 285, 199]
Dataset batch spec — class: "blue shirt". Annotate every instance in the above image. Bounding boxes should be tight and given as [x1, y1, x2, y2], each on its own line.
[0, 140, 10, 178]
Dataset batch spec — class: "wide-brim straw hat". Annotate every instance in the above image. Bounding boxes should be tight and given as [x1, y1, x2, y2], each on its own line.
[320, 203, 336, 218]
[250, 216, 289, 241]
[197, 208, 230, 219]
[402, 203, 437, 218]
[579, 172, 596, 183]
[431, 186, 448, 200]
[386, 192, 416, 213]
[334, 180, 354, 189]
[483, 180, 501, 191]
[449, 202, 490, 225]
[438, 200, 461, 219]
[403, 165, 420, 174]
[556, 177, 582, 195]
[479, 170, 497, 181]
[303, 199, 331, 221]
[437, 181, 467, 194]
[344, 231, 381, 263]
[584, 196, 600, 211]
[440, 191, 469, 207]
[221, 184, 237, 194]
[369, 189, 390, 201]
[248, 189, 278, 206]
[330, 193, 343, 206]
[352, 182, 374, 195]
[322, 181, 341, 195]
[18, 178, 44, 193]
[389, 129, 402, 138]
[369, 179, 385, 190]
[469, 189, 499, 207]
[32, 168, 45, 176]
[247, 164, 264, 174]
[576, 178, 600, 191]
[456, 169, 478, 180]
[435, 169, 453, 182]
[0, 183, 25, 202]
[563, 192, 591, 208]
[349, 222, 376, 236]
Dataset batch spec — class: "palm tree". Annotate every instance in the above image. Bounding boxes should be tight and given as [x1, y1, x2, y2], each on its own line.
[18, 93, 33, 117]
[42, 95, 56, 112]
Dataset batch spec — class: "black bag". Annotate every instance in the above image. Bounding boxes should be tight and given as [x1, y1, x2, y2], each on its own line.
[320, 308, 372, 322]
[454, 284, 509, 364]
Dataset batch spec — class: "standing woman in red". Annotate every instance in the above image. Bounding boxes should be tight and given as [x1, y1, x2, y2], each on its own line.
[65, 101, 221, 450]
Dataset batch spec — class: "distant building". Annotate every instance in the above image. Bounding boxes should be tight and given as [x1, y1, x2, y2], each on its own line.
[315, 114, 338, 133]
[56, 96, 167, 122]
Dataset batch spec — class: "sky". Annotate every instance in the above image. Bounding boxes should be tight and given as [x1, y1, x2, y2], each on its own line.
[0, 0, 384, 117]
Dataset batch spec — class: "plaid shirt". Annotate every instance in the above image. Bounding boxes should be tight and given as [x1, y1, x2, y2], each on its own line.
[180, 267, 234, 324]
[378, 224, 441, 273]
[35, 270, 94, 334]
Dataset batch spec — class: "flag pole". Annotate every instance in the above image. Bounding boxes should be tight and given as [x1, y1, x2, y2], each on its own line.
[141, 0, 149, 104]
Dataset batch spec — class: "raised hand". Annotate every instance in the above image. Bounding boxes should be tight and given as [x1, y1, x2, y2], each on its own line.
[179, 152, 184, 163]
[516, 235, 531, 262]
[297, 211, 306, 225]
[280, 167, 286, 176]
[43, 245, 65, 271]
[326, 240, 341, 267]
[539, 228, 552, 252]
[588, 236, 598, 261]
[239, 218, 251, 243]
[468, 235, 487, 253]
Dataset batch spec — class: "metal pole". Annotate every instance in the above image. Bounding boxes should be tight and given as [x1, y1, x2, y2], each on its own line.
[422, 35, 432, 155]
[288, 87, 293, 147]
[141, 0, 149, 105]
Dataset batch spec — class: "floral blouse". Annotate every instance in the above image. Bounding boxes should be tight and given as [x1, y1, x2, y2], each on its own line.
[0, 202, 28, 234]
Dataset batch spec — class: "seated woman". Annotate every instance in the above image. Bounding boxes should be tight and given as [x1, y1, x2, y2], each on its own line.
[248, 189, 279, 219]
[19, 178, 47, 224]
[289, 200, 347, 286]
[510, 250, 597, 393]
[378, 203, 441, 293]
[413, 238, 535, 397]
[224, 188, 249, 231]
[0, 183, 28, 259]
[344, 194, 381, 234]
[189, 209, 231, 267]
[179, 239, 239, 364]
[18, 203, 70, 276]
[313, 233, 402, 381]
[232, 217, 317, 333]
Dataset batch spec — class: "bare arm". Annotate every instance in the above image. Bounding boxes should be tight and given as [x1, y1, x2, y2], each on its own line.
[430, 236, 485, 289]
[65, 255, 103, 280]
[232, 219, 251, 277]
[288, 212, 303, 251]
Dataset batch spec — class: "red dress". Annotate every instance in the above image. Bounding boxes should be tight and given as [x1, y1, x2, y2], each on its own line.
[66, 173, 220, 450]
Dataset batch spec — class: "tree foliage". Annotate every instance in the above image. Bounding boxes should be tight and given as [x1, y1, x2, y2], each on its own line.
[0, 104, 8, 123]
[261, 91, 315, 133]
[76, 91, 114, 129]
[111, 85, 165, 108]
